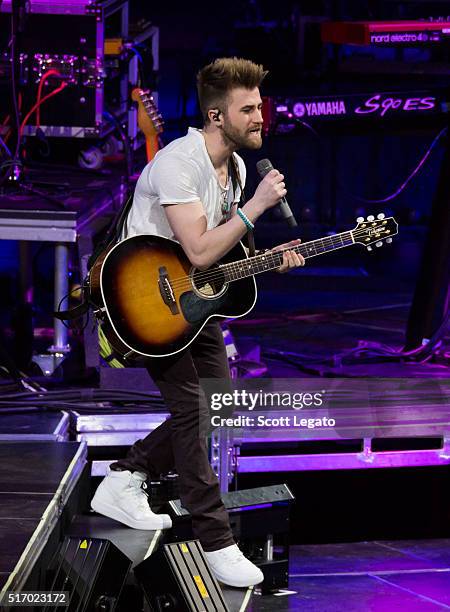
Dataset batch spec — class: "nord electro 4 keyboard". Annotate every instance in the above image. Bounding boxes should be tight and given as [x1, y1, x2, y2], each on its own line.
[321, 20, 450, 46]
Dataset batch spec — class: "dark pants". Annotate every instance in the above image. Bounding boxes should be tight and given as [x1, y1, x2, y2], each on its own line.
[110, 321, 235, 552]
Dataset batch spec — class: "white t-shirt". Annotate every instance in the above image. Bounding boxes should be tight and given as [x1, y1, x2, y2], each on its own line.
[123, 127, 246, 240]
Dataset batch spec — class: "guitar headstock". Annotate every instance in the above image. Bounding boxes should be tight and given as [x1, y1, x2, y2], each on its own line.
[351, 214, 398, 251]
[131, 88, 164, 137]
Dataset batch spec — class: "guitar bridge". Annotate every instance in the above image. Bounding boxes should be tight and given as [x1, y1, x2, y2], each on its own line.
[158, 266, 179, 315]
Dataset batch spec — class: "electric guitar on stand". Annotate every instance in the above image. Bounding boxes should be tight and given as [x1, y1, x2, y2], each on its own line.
[88, 215, 398, 361]
[131, 88, 164, 162]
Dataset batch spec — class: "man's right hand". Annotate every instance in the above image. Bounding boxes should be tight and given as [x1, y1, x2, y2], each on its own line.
[253, 168, 286, 212]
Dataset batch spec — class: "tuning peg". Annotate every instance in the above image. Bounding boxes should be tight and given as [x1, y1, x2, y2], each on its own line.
[377, 213, 385, 220]
[367, 246, 373, 251]
[367, 215, 375, 222]
[376, 241, 383, 247]
[386, 237, 392, 244]
[356, 216, 364, 223]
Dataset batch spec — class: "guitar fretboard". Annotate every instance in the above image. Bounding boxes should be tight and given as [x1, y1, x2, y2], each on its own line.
[221, 231, 354, 281]
[140, 94, 163, 132]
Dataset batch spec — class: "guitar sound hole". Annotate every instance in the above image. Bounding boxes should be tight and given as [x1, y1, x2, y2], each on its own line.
[191, 265, 227, 300]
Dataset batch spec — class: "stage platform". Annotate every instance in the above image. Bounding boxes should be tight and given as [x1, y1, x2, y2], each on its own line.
[0, 412, 69, 442]
[252, 539, 450, 611]
[0, 441, 88, 595]
[74, 395, 450, 480]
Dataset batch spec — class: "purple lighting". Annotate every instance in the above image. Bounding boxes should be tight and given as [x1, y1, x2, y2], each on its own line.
[230, 503, 274, 513]
[237, 449, 450, 473]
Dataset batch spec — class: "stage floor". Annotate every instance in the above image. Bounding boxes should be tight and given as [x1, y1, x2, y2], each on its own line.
[228, 252, 449, 379]
[252, 539, 450, 611]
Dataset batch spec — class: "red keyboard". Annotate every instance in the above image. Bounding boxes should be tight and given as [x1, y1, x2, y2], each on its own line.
[321, 20, 450, 45]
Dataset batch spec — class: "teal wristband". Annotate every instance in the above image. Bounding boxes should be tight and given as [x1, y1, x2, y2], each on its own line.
[237, 208, 254, 230]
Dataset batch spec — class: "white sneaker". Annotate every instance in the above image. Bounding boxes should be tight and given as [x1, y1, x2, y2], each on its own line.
[204, 544, 264, 588]
[91, 468, 172, 530]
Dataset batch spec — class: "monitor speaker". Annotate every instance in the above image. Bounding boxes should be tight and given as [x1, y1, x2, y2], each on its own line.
[45, 536, 131, 612]
[134, 539, 229, 612]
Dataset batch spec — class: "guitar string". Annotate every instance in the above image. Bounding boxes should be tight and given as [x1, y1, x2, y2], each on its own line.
[165, 227, 392, 291]
[165, 222, 392, 287]
[168, 237, 351, 289]
[166, 229, 391, 291]
[166, 241, 373, 293]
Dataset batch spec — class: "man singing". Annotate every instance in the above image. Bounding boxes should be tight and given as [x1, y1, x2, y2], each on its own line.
[91, 57, 304, 587]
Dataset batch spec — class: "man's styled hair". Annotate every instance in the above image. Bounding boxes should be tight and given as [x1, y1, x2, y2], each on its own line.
[197, 57, 268, 124]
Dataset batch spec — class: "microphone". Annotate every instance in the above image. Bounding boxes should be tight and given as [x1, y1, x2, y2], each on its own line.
[256, 158, 298, 228]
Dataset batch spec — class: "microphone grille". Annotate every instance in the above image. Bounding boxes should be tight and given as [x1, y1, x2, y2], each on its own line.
[256, 158, 273, 177]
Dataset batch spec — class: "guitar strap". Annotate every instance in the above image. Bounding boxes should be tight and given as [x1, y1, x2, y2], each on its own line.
[87, 189, 134, 269]
[229, 154, 256, 257]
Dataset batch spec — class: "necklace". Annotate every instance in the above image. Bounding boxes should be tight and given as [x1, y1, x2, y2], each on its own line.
[220, 179, 230, 216]
[218, 166, 228, 190]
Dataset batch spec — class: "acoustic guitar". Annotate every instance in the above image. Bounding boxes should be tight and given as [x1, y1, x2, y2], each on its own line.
[88, 215, 398, 360]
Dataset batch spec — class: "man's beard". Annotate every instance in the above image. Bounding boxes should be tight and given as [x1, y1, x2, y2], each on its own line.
[220, 117, 262, 150]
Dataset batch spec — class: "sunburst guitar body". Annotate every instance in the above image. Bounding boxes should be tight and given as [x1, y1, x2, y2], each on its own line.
[90, 236, 256, 359]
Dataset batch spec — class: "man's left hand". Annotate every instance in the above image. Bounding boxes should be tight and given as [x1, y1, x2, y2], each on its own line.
[272, 239, 305, 273]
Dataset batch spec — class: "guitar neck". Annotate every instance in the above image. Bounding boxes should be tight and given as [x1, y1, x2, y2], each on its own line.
[221, 230, 355, 281]
[145, 136, 159, 162]
[132, 88, 163, 162]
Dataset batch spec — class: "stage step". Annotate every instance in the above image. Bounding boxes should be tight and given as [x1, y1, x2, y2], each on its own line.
[0, 441, 88, 595]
